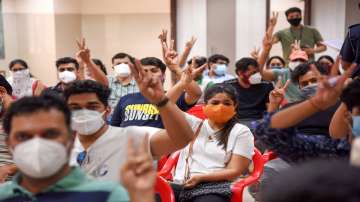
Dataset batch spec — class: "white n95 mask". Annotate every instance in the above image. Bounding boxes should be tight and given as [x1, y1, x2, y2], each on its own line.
[114, 63, 131, 77]
[249, 72, 262, 85]
[71, 109, 105, 135]
[288, 61, 302, 71]
[12, 137, 68, 179]
[59, 71, 76, 84]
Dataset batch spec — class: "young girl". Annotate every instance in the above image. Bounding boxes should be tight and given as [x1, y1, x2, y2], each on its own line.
[172, 84, 254, 202]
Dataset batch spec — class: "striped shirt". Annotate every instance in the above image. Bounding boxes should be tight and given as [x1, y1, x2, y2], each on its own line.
[107, 76, 139, 110]
[0, 121, 12, 167]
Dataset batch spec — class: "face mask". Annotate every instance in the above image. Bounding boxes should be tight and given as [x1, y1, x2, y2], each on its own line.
[288, 18, 302, 26]
[204, 104, 236, 124]
[114, 63, 131, 77]
[12, 137, 68, 179]
[71, 109, 105, 135]
[214, 64, 227, 76]
[353, 116, 360, 137]
[288, 61, 302, 71]
[59, 71, 76, 84]
[300, 83, 317, 99]
[12, 69, 30, 79]
[249, 73, 262, 85]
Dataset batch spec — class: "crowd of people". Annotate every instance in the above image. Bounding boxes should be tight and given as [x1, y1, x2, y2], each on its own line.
[0, 6, 359, 202]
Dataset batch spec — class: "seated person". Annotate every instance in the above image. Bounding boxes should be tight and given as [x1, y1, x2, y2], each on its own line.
[266, 56, 286, 69]
[66, 62, 194, 182]
[111, 57, 201, 128]
[0, 95, 132, 202]
[254, 63, 354, 163]
[203, 54, 235, 84]
[224, 57, 274, 128]
[171, 84, 254, 202]
[317, 55, 335, 75]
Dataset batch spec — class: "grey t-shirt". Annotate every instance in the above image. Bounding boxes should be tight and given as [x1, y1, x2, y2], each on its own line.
[272, 68, 302, 103]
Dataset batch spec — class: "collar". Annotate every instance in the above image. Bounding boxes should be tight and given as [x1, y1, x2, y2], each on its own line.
[114, 77, 136, 86]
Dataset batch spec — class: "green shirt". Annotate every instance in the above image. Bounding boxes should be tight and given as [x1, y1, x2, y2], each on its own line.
[0, 167, 129, 202]
[272, 68, 302, 103]
[275, 25, 323, 62]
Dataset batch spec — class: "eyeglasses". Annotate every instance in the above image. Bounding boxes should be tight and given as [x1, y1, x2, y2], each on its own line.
[76, 151, 87, 165]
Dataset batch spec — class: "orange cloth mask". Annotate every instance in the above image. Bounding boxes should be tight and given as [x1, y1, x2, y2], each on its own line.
[203, 104, 236, 124]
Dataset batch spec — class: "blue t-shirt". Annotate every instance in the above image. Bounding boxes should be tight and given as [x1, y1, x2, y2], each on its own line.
[110, 92, 195, 128]
[340, 24, 360, 78]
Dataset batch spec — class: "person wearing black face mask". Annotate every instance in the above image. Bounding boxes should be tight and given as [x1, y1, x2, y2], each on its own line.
[271, 7, 327, 63]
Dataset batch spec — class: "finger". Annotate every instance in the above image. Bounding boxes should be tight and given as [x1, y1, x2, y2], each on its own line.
[330, 55, 341, 76]
[127, 137, 136, 158]
[129, 62, 140, 81]
[76, 39, 82, 50]
[275, 11, 279, 18]
[282, 79, 291, 91]
[82, 37, 86, 49]
[139, 134, 149, 154]
[135, 59, 146, 78]
[310, 63, 322, 78]
[191, 57, 196, 69]
[135, 160, 153, 175]
[275, 78, 283, 89]
[170, 39, 175, 51]
[335, 63, 357, 91]
[191, 36, 197, 44]
[162, 41, 168, 51]
[195, 63, 207, 74]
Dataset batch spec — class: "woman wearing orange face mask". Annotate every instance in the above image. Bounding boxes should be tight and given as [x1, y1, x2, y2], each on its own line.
[170, 84, 255, 202]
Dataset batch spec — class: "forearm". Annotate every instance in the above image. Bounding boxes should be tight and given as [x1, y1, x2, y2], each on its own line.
[184, 81, 202, 105]
[128, 190, 155, 202]
[329, 103, 349, 139]
[85, 60, 109, 86]
[199, 168, 245, 183]
[314, 44, 327, 53]
[267, 102, 280, 113]
[179, 48, 191, 67]
[166, 81, 186, 103]
[271, 100, 319, 128]
[258, 48, 275, 81]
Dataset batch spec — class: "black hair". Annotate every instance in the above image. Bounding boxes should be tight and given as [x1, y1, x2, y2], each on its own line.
[187, 56, 207, 67]
[341, 78, 360, 111]
[56, 57, 79, 70]
[0, 74, 12, 95]
[235, 57, 259, 74]
[9, 59, 28, 70]
[140, 57, 167, 73]
[111, 52, 135, 65]
[285, 7, 302, 17]
[92, 59, 108, 75]
[204, 84, 239, 150]
[3, 94, 71, 134]
[317, 55, 335, 64]
[64, 80, 111, 107]
[291, 62, 326, 84]
[262, 159, 360, 202]
[266, 56, 286, 67]
[208, 54, 230, 64]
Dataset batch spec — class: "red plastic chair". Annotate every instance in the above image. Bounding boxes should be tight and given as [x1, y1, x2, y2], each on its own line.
[155, 175, 175, 202]
[187, 104, 206, 120]
[159, 149, 264, 202]
[262, 151, 278, 163]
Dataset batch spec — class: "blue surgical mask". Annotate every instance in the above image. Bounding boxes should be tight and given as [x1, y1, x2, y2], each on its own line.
[352, 116, 360, 137]
[214, 64, 227, 76]
[300, 84, 317, 100]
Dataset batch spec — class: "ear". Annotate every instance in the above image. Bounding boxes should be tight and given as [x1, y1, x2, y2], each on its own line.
[0, 86, 7, 97]
[104, 106, 111, 117]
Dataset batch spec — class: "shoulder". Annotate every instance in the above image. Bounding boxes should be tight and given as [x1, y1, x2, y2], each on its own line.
[223, 78, 238, 85]
[230, 123, 253, 138]
[349, 24, 360, 30]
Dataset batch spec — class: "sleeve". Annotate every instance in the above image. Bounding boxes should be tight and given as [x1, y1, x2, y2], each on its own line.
[274, 30, 282, 41]
[313, 28, 324, 43]
[271, 68, 287, 79]
[176, 92, 196, 112]
[265, 83, 274, 103]
[110, 97, 125, 127]
[107, 185, 130, 202]
[184, 113, 203, 132]
[340, 32, 355, 63]
[230, 124, 255, 160]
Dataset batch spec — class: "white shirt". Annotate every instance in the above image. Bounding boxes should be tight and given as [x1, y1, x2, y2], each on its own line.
[202, 73, 235, 84]
[70, 126, 159, 182]
[173, 114, 254, 183]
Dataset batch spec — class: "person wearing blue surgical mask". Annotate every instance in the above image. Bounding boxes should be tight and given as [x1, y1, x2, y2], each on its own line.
[203, 54, 234, 84]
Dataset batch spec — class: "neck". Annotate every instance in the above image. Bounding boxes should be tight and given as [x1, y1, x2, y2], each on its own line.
[20, 165, 71, 194]
[237, 77, 250, 88]
[208, 119, 225, 131]
[208, 71, 217, 78]
[78, 124, 109, 150]
[116, 76, 132, 85]
[291, 24, 302, 29]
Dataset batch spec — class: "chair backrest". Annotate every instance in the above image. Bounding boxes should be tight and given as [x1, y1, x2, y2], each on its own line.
[155, 175, 175, 202]
[262, 151, 278, 163]
[159, 151, 181, 180]
[187, 104, 206, 120]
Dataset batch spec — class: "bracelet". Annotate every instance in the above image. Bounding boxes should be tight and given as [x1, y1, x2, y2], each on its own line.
[154, 96, 169, 108]
[308, 98, 323, 111]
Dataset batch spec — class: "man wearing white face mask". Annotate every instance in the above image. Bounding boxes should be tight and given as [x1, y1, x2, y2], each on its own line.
[203, 54, 235, 84]
[107, 53, 139, 111]
[224, 57, 273, 128]
[0, 95, 132, 201]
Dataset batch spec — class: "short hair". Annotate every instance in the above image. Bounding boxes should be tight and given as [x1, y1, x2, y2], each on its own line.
[56, 57, 79, 70]
[64, 80, 111, 107]
[9, 59, 28, 70]
[140, 57, 167, 73]
[92, 59, 107, 75]
[208, 54, 230, 64]
[285, 7, 302, 17]
[317, 55, 335, 64]
[262, 159, 360, 202]
[0, 74, 12, 95]
[187, 56, 207, 67]
[341, 78, 360, 111]
[291, 63, 326, 84]
[266, 56, 286, 67]
[235, 57, 258, 74]
[111, 52, 135, 64]
[3, 94, 71, 134]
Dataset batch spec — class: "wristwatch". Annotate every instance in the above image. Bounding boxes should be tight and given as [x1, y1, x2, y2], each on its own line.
[154, 96, 169, 108]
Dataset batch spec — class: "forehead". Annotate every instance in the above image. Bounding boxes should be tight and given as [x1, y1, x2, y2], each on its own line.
[58, 63, 76, 69]
[299, 70, 317, 81]
[9, 109, 68, 135]
[113, 57, 131, 64]
[208, 92, 233, 101]
[11, 63, 26, 69]
[270, 58, 281, 63]
[288, 12, 301, 18]
[215, 59, 228, 64]
[142, 65, 160, 71]
[67, 93, 102, 105]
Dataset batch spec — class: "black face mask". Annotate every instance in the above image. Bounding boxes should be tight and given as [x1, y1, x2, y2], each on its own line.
[288, 18, 302, 26]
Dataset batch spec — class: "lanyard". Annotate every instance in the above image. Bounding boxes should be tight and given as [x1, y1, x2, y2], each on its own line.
[290, 26, 304, 42]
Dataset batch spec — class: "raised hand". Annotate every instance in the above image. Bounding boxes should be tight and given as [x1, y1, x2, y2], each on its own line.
[129, 59, 166, 104]
[76, 37, 91, 64]
[121, 135, 156, 196]
[290, 40, 302, 52]
[250, 46, 260, 60]
[269, 11, 279, 27]
[180, 57, 207, 85]
[330, 55, 341, 76]
[262, 32, 273, 50]
[185, 36, 197, 50]
[269, 78, 290, 106]
[158, 29, 168, 45]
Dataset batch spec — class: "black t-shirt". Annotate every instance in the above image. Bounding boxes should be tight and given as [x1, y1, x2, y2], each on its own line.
[110, 92, 195, 129]
[282, 101, 340, 136]
[225, 79, 274, 120]
[340, 24, 360, 78]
